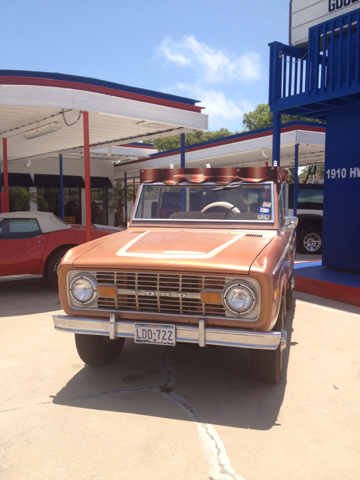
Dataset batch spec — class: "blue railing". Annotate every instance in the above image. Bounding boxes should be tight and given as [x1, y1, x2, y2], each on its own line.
[269, 8, 360, 114]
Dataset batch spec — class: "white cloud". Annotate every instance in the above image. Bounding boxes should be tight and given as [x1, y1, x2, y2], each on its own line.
[174, 83, 254, 130]
[157, 35, 261, 83]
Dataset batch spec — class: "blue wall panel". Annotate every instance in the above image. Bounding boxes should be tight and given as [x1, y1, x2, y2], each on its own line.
[322, 104, 360, 271]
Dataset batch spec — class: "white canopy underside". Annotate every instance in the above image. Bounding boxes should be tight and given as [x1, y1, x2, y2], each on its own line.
[0, 84, 208, 166]
[114, 128, 326, 179]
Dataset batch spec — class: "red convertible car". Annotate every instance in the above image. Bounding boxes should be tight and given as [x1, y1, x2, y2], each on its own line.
[0, 211, 122, 285]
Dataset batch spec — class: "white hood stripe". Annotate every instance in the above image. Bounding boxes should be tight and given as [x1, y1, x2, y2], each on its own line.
[116, 232, 244, 260]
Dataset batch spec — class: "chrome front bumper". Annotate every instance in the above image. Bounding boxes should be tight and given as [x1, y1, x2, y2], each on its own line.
[53, 314, 286, 351]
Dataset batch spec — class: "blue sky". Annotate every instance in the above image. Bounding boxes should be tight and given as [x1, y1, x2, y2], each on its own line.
[0, 0, 290, 132]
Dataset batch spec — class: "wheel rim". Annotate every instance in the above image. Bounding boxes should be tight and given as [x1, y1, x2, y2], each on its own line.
[303, 232, 322, 252]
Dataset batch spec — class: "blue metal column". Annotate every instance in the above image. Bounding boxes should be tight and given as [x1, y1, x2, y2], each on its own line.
[293, 144, 299, 217]
[181, 133, 186, 211]
[59, 154, 64, 220]
[124, 171, 127, 225]
[272, 112, 281, 167]
[180, 133, 185, 168]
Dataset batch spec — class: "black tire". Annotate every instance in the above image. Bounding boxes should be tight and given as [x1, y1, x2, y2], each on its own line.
[46, 247, 70, 287]
[297, 226, 322, 254]
[75, 334, 125, 366]
[286, 276, 293, 311]
[251, 302, 285, 384]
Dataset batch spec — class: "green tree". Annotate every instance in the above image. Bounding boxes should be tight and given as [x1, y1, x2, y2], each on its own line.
[145, 128, 237, 152]
[9, 187, 48, 211]
[110, 183, 137, 226]
[298, 165, 324, 183]
[242, 103, 323, 131]
[243, 104, 325, 183]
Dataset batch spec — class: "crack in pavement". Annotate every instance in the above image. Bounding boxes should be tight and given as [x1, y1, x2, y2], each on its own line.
[2, 347, 245, 480]
[158, 349, 244, 480]
[0, 385, 163, 413]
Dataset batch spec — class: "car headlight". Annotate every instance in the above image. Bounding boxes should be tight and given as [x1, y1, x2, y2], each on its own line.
[222, 282, 256, 315]
[70, 275, 98, 305]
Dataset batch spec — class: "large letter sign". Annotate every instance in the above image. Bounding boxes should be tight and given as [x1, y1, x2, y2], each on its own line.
[290, 0, 360, 47]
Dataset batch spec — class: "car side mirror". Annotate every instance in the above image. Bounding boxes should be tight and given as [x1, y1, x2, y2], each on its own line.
[284, 216, 298, 230]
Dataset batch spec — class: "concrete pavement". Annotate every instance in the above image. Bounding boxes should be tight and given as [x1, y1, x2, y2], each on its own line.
[1, 277, 360, 480]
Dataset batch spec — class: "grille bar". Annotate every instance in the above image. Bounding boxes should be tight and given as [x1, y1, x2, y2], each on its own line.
[95, 271, 227, 317]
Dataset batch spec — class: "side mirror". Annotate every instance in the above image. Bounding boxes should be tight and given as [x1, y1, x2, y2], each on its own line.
[284, 216, 298, 230]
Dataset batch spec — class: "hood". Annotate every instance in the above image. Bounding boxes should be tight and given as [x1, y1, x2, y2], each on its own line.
[72, 228, 276, 275]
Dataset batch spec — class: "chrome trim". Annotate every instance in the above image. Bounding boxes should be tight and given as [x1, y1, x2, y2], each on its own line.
[222, 281, 257, 316]
[69, 274, 98, 306]
[125, 289, 200, 300]
[53, 314, 282, 351]
[273, 242, 290, 274]
[67, 271, 261, 322]
[280, 328, 287, 352]
[199, 319, 205, 347]
[62, 307, 258, 323]
[133, 182, 275, 224]
[109, 313, 116, 340]
[132, 218, 274, 224]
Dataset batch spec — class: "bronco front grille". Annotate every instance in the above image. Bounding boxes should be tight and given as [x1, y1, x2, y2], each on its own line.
[95, 271, 227, 317]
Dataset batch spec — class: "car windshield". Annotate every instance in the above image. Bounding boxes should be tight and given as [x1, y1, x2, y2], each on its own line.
[133, 183, 274, 223]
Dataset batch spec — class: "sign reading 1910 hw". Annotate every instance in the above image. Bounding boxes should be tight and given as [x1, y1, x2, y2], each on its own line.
[290, 0, 360, 47]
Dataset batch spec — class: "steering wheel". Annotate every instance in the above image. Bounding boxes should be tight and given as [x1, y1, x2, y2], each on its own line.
[201, 202, 240, 219]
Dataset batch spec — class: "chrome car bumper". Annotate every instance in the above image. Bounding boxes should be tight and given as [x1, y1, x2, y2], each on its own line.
[53, 314, 286, 351]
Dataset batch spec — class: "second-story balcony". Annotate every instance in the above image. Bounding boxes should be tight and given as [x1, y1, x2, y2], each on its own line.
[269, 8, 360, 119]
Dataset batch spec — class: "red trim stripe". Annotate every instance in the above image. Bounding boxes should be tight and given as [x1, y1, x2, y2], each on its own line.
[294, 275, 360, 307]
[0, 76, 203, 113]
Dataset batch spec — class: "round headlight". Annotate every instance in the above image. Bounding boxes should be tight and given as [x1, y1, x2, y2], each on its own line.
[70, 275, 98, 305]
[223, 282, 256, 315]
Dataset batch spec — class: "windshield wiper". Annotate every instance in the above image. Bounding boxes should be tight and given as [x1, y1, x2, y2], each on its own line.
[211, 183, 244, 191]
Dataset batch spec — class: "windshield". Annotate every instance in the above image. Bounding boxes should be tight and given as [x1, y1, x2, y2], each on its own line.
[133, 183, 274, 223]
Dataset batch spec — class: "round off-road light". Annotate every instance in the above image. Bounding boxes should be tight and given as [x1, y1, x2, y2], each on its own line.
[223, 282, 256, 315]
[70, 275, 98, 305]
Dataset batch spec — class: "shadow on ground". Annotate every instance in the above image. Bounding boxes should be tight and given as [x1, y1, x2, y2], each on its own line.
[0, 277, 60, 316]
[52, 303, 296, 431]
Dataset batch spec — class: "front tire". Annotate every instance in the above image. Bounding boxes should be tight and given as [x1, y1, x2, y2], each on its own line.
[286, 276, 293, 311]
[75, 334, 125, 366]
[251, 301, 285, 384]
[46, 247, 70, 286]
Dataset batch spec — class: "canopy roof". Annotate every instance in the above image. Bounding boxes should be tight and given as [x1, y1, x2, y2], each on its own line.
[115, 122, 325, 179]
[0, 70, 208, 167]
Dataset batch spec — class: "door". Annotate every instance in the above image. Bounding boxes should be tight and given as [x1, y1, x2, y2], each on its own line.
[0, 218, 47, 276]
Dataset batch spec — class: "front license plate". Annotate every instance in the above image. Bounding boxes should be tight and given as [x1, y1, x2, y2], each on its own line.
[134, 323, 176, 346]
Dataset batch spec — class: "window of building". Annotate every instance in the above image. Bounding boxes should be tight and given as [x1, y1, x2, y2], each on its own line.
[37, 187, 82, 224]
[91, 188, 109, 225]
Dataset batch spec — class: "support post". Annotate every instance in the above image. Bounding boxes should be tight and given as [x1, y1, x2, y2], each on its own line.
[59, 154, 64, 221]
[180, 133, 186, 211]
[293, 144, 299, 217]
[133, 177, 136, 200]
[272, 112, 281, 167]
[2, 138, 9, 213]
[124, 171, 127, 225]
[83, 111, 92, 242]
[180, 133, 185, 168]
